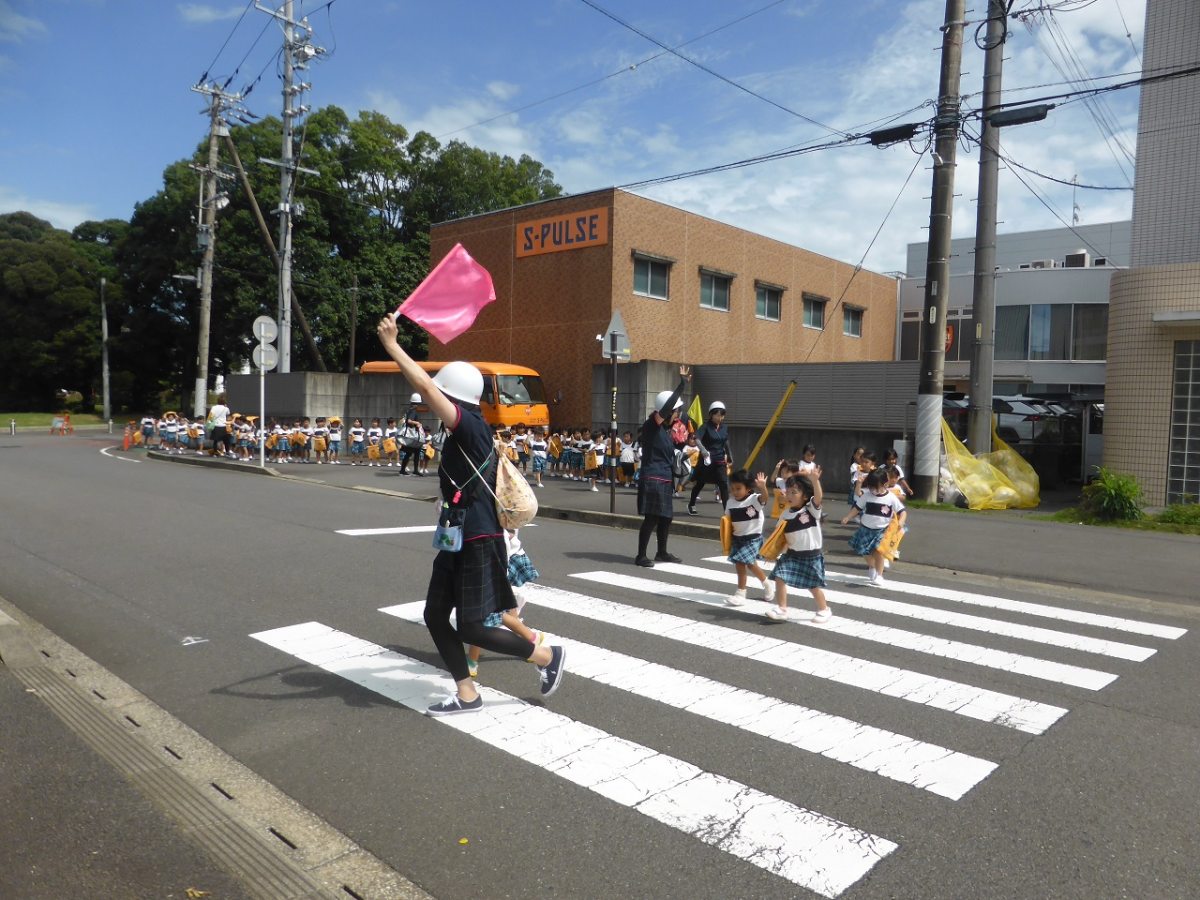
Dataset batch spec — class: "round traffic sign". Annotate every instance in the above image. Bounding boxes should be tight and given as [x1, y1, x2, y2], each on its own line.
[253, 343, 279, 371]
[253, 315, 278, 343]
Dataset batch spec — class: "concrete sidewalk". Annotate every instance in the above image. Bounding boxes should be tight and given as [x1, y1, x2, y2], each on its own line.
[145, 449, 1199, 605]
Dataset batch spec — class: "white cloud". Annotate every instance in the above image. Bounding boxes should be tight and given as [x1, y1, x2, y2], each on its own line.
[177, 4, 246, 25]
[0, 1, 45, 43]
[0, 185, 95, 231]
[486, 81, 520, 102]
[365, 88, 543, 162]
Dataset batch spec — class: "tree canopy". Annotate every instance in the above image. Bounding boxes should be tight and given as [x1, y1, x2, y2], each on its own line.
[0, 106, 562, 412]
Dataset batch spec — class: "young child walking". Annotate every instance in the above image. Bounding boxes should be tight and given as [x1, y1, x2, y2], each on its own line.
[841, 469, 908, 586]
[528, 427, 548, 487]
[465, 529, 547, 680]
[723, 469, 775, 606]
[765, 468, 831, 624]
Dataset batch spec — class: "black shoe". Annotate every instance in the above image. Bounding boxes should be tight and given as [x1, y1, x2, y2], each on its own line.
[538, 645, 566, 697]
[635, 555, 655, 568]
[687, 506, 698, 516]
[426, 693, 483, 717]
[654, 552, 683, 564]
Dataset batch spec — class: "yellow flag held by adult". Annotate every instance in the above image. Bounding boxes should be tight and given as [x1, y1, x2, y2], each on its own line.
[687, 395, 703, 434]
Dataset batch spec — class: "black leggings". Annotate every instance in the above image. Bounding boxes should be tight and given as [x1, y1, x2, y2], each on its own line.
[424, 582, 534, 683]
[689, 463, 730, 508]
[637, 515, 672, 559]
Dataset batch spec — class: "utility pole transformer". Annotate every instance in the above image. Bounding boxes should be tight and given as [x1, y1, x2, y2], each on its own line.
[257, 1, 324, 374]
[967, 0, 1008, 455]
[912, 0, 967, 503]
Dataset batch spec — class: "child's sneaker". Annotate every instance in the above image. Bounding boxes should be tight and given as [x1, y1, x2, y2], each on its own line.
[528, 629, 545, 649]
[426, 693, 483, 716]
[466, 657, 479, 679]
[873, 574, 888, 587]
[811, 608, 832, 624]
[590, 484, 598, 492]
[764, 604, 789, 621]
[726, 588, 747, 606]
[868, 568, 879, 584]
[883, 559, 891, 570]
[760, 579, 775, 602]
[538, 646, 566, 697]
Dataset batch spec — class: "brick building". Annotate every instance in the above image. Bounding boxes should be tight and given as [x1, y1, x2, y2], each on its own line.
[427, 188, 897, 427]
[1104, 0, 1200, 505]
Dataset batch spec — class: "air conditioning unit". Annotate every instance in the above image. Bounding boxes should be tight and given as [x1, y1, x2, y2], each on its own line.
[1029, 259, 1057, 269]
[1064, 250, 1089, 268]
[1093, 257, 1108, 266]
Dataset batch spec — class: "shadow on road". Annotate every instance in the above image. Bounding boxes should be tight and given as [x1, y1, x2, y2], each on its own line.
[211, 663, 403, 709]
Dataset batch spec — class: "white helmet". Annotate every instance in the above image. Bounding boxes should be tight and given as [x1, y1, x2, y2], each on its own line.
[410, 392, 422, 404]
[432, 361, 484, 405]
[708, 401, 726, 414]
[654, 390, 684, 412]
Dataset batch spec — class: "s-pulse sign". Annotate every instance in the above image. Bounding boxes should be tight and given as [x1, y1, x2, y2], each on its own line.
[516, 207, 609, 258]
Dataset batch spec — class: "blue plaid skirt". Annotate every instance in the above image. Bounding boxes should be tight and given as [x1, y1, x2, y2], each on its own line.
[773, 551, 826, 589]
[507, 552, 540, 587]
[532, 455, 547, 473]
[427, 535, 516, 625]
[637, 476, 674, 519]
[849, 524, 887, 556]
[728, 534, 763, 565]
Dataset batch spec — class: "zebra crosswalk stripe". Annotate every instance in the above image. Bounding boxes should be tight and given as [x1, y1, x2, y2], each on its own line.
[658, 562, 1146, 668]
[249, 620, 897, 897]
[701, 557, 1187, 640]
[379, 602, 997, 800]
[551, 578, 1067, 734]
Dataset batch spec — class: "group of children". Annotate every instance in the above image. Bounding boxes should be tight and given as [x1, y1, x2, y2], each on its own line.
[135, 412, 210, 454]
[718, 443, 912, 623]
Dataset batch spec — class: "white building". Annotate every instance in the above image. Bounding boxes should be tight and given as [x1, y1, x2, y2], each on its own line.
[898, 221, 1130, 398]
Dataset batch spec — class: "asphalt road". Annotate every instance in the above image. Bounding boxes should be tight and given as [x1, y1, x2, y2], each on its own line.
[2, 432, 1199, 899]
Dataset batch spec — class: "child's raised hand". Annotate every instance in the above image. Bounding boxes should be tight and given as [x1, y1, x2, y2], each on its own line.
[811, 464, 822, 479]
[754, 472, 768, 489]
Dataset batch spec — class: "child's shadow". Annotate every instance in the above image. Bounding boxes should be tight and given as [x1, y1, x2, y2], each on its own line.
[561, 550, 637, 565]
[212, 663, 401, 709]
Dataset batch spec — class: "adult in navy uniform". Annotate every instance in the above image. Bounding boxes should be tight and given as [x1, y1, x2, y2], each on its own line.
[377, 316, 565, 716]
[688, 400, 731, 515]
[635, 364, 692, 567]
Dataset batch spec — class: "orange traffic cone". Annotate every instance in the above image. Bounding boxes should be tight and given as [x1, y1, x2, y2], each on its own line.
[122, 424, 131, 451]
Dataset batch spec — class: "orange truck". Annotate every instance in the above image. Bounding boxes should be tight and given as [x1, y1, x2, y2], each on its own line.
[360, 360, 550, 428]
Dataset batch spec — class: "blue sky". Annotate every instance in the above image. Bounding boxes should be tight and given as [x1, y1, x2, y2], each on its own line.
[1, 0, 1146, 272]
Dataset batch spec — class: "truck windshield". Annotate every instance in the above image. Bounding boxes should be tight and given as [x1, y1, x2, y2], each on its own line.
[495, 375, 546, 406]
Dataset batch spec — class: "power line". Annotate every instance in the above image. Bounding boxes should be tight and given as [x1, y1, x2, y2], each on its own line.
[437, 0, 791, 140]
[197, 0, 256, 84]
[576, 0, 850, 138]
[994, 148, 1132, 191]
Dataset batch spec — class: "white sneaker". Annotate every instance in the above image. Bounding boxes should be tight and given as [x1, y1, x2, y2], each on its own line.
[868, 568, 879, 583]
[812, 608, 832, 624]
[591, 485, 598, 492]
[765, 605, 789, 621]
[726, 589, 748, 607]
[874, 575, 888, 587]
[760, 580, 775, 602]
[883, 559, 890, 570]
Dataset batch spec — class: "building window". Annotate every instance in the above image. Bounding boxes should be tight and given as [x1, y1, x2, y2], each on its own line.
[996, 305, 1030, 360]
[1168, 340, 1200, 504]
[1072, 304, 1108, 360]
[802, 294, 826, 330]
[755, 284, 782, 321]
[843, 306, 863, 337]
[1029, 304, 1073, 360]
[633, 256, 670, 300]
[699, 271, 732, 311]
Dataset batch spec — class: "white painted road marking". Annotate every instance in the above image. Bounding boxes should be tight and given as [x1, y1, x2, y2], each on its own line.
[551, 579, 1067, 734]
[100, 446, 141, 462]
[379, 601, 997, 800]
[653, 563, 1122, 687]
[250, 620, 897, 897]
[336, 525, 437, 536]
[701, 557, 1187, 640]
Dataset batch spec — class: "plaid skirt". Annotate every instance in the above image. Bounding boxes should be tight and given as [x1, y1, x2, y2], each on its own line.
[728, 534, 763, 565]
[507, 552, 540, 587]
[532, 455, 547, 473]
[637, 476, 674, 519]
[427, 535, 516, 625]
[849, 524, 887, 556]
[773, 551, 826, 589]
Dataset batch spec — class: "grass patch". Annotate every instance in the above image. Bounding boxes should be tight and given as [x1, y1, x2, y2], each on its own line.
[2, 411, 109, 427]
[1036, 506, 1200, 536]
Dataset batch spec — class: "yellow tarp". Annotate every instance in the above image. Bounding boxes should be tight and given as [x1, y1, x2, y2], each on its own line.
[939, 418, 1040, 510]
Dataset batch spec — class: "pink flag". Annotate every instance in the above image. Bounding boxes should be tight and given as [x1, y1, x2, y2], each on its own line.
[395, 243, 496, 344]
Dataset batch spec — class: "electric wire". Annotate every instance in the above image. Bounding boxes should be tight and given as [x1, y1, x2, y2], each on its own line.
[197, 0, 255, 84]
[576, 0, 850, 138]
[1112, 0, 1141, 66]
[437, 0, 791, 140]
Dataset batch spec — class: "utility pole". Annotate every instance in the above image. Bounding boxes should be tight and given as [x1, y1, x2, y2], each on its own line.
[257, 1, 324, 373]
[912, 0, 967, 503]
[967, 0, 1007, 455]
[100, 276, 110, 421]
